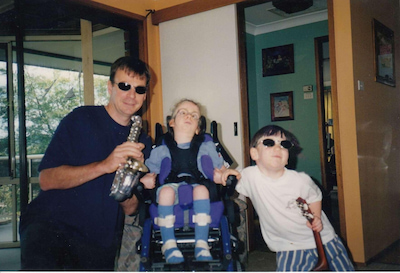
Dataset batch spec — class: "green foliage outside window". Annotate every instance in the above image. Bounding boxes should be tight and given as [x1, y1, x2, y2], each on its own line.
[0, 64, 109, 220]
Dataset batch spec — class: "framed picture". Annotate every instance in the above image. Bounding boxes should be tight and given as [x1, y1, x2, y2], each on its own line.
[262, 44, 294, 77]
[270, 91, 294, 121]
[373, 19, 396, 87]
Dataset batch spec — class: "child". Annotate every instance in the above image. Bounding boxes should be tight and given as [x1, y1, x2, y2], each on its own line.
[145, 99, 239, 264]
[236, 125, 354, 271]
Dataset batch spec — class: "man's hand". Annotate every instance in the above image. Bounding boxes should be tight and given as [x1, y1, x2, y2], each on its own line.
[39, 141, 146, 191]
[119, 195, 139, 216]
[101, 141, 145, 174]
[120, 173, 155, 215]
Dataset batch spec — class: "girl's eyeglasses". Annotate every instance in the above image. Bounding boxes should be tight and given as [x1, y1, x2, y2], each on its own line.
[175, 109, 200, 120]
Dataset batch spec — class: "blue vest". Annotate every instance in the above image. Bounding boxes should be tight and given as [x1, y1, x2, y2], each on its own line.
[159, 132, 219, 202]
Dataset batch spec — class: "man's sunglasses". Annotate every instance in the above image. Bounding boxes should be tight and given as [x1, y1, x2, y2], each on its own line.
[116, 82, 147, 94]
[260, 139, 293, 149]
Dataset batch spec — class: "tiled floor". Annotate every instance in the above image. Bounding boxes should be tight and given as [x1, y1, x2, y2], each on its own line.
[2, 243, 400, 271]
[2, 223, 400, 271]
[245, 248, 400, 271]
[0, 247, 20, 271]
[244, 226, 400, 271]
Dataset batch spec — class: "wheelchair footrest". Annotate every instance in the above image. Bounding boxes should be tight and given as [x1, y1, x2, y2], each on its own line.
[153, 259, 227, 271]
[140, 216, 236, 271]
[191, 260, 227, 271]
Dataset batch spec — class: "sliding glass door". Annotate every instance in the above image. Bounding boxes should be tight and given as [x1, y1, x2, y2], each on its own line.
[0, 43, 18, 247]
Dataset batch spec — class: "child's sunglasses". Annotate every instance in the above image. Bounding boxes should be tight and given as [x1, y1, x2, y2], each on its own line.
[116, 82, 147, 94]
[261, 139, 293, 149]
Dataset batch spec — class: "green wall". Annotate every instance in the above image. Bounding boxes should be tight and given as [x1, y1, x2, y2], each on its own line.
[246, 20, 329, 183]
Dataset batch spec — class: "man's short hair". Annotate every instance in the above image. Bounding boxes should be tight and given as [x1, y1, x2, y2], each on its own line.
[109, 56, 151, 87]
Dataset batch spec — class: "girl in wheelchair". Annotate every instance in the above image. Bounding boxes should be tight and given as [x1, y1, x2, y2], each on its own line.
[145, 98, 240, 264]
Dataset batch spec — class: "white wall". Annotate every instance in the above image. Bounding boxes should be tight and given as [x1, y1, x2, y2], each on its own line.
[159, 5, 244, 169]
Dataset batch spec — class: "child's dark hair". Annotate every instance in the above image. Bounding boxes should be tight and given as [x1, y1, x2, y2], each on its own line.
[250, 125, 300, 151]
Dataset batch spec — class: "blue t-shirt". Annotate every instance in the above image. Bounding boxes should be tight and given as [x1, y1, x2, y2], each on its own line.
[21, 106, 152, 248]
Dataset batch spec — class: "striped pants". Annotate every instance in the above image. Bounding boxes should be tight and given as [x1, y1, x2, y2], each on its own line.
[276, 235, 354, 271]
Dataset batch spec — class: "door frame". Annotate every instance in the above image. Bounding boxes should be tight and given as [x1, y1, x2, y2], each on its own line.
[235, 0, 346, 250]
[315, 35, 330, 192]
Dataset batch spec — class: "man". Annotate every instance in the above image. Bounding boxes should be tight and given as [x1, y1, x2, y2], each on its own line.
[19, 56, 155, 270]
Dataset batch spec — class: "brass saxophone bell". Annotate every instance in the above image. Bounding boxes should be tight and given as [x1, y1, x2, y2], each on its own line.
[109, 115, 149, 202]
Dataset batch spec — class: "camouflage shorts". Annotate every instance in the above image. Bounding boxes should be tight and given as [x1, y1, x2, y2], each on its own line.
[115, 214, 143, 271]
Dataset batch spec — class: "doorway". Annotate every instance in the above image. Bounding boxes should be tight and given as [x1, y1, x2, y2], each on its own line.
[237, 0, 334, 252]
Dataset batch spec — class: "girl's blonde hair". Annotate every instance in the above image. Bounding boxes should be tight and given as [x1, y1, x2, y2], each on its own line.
[170, 99, 203, 130]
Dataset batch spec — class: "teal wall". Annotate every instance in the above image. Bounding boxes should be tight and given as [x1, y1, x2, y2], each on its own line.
[246, 21, 328, 183]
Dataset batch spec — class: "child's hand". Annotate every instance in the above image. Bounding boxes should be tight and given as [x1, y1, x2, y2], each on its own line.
[140, 173, 156, 189]
[306, 215, 323, 233]
[213, 168, 223, 185]
[213, 168, 241, 186]
[307, 201, 323, 232]
[222, 169, 241, 186]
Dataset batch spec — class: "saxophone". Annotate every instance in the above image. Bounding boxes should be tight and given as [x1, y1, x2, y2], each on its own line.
[110, 115, 149, 202]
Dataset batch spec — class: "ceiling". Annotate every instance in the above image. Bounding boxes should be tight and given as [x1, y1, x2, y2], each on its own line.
[245, 0, 328, 33]
[0, 0, 139, 36]
[0, 0, 328, 35]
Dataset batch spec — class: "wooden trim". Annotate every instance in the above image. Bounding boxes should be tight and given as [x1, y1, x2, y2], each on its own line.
[236, 5, 251, 171]
[314, 36, 329, 191]
[137, 19, 152, 135]
[81, 19, 95, 106]
[236, 2, 253, 251]
[138, 20, 148, 73]
[327, 0, 346, 241]
[151, 0, 248, 25]
[65, 0, 146, 21]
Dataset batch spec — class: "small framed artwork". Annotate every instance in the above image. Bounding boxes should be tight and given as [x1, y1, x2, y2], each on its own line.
[270, 91, 294, 121]
[373, 19, 396, 87]
[262, 44, 294, 77]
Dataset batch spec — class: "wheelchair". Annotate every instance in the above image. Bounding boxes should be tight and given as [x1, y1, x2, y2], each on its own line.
[138, 118, 243, 271]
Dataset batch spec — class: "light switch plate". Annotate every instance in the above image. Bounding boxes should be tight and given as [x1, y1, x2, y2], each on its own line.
[357, 80, 364, 91]
[304, 92, 313, 99]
